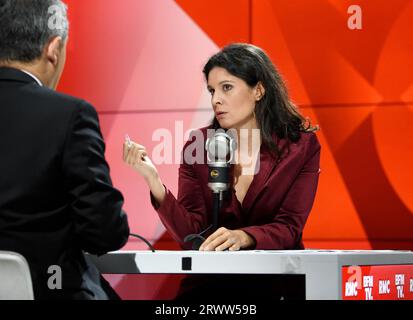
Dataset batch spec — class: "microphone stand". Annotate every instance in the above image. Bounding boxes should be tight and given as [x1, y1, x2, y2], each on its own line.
[187, 159, 230, 248]
[183, 191, 223, 250]
[212, 191, 223, 232]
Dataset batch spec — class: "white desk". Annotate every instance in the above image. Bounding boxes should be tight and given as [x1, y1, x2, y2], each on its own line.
[90, 250, 413, 300]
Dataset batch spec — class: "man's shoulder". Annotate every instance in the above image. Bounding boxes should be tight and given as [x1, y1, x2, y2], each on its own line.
[31, 85, 93, 110]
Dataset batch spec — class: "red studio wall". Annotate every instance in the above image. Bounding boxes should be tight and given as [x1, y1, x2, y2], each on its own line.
[60, 0, 413, 255]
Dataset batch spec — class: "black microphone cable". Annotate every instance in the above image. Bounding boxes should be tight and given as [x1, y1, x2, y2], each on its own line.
[129, 233, 156, 252]
[184, 224, 214, 250]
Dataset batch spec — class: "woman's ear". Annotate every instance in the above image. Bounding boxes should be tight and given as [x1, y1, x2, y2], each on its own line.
[255, 82, 266, 101]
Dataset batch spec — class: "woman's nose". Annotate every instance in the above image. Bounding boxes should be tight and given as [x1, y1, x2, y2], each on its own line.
[212, 93, 222, 107]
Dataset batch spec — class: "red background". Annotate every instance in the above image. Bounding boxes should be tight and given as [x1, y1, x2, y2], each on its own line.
[58, 0, 413, 298]
[61, 0, 413, 251]
[55, 0, 413, 298]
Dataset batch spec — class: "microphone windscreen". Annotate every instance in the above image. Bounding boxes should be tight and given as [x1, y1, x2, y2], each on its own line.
[207, 132, 235, 163]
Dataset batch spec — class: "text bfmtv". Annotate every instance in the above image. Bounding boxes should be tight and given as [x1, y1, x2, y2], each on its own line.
[342, 265, 413, 300]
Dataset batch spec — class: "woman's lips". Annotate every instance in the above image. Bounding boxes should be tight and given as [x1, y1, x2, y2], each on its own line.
[216, 111, 227, 119]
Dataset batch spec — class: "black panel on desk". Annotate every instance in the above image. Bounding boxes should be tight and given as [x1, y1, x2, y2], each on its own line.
[174, 274, 306, 301]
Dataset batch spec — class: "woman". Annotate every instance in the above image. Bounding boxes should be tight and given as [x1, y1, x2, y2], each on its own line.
[123, 43, 320, 251]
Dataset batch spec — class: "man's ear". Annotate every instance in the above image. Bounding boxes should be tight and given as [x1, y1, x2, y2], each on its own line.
[255, 82, 266, 101]
[45, 36, 63, 67]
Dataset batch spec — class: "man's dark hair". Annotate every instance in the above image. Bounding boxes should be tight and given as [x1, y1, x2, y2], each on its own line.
[0, 0, 68, 63]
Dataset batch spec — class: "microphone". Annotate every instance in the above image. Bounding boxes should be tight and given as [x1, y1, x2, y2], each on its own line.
[184, 130, 237, 250]
[206, 131, 236, 232]
[205, 131, 237, 193]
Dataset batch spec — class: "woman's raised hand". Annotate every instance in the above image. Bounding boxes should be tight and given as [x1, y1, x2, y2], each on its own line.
[123, 136, 159, 181]
[123, 135, 166, 204]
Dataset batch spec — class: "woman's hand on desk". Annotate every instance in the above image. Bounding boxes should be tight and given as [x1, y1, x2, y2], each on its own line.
[123, 138, 166, 204]
[199, 227, 255, 251]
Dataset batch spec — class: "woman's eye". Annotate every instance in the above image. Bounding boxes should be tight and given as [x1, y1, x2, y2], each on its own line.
[208, 88, 215, 95]
[223, 84, 233, 91]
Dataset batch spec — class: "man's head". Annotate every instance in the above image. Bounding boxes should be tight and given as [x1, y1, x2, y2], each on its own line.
[0, 0, 69, 89]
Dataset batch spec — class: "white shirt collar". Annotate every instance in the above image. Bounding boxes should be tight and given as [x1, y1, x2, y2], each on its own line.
[20, 69, 43, 86]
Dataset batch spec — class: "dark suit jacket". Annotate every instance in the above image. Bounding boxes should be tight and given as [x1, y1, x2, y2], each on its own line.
[152, 126, 321, 250]
[0, 67, 129, 299]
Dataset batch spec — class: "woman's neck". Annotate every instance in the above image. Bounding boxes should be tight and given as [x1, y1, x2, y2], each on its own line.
[232, 121, 261, 171]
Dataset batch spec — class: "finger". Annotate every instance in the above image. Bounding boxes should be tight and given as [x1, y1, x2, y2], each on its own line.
[199, 228, 227, 250]
[124, 145, 133, 165]
[215, 238, 238, 251]
[136, 150, 148, 164]
[130, 142, 146, 151]
[124, 145, 133, 166]
[138, 149, 148, 158]
[131, 145, 142, 166]
[228, 242, 241, 251]
[123, 141, 131, 161]
[202, 233, 229, 251]
[199, 233, 217, 251]
[126, 145, 139, 166]
[200, 230, 223, 251]
[125, 140, 145, 157]
[206, 227, 227, 243]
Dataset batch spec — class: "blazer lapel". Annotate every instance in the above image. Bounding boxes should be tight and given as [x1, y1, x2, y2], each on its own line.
[241, 143, 279, 213]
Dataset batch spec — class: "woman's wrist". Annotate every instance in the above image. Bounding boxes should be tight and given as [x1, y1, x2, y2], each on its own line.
[144, 171, 160, 184]
[146, 174, 166, 204]
[239, 230, 256, 249]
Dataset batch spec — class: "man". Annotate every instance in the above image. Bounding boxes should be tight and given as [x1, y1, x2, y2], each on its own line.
[0, 0, 129, 299]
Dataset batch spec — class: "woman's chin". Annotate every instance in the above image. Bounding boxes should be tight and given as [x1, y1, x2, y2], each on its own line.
[217, 119, 231, 129]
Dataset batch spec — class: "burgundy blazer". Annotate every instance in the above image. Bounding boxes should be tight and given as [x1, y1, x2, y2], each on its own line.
[152, 127, 321, 250]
